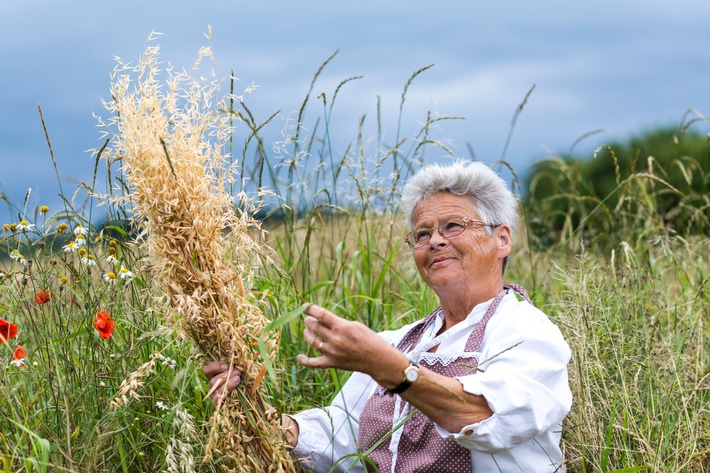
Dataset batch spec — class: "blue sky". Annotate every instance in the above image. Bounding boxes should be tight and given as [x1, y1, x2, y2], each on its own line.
[1, 0, 709, 224]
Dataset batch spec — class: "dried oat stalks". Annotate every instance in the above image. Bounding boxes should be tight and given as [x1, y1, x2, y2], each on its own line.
[99, 32, 296, 472]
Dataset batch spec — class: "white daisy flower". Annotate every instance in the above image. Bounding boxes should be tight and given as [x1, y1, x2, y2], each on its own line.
[11, 250, 28, 266]
[81, 255, 97, 266]
[155, 401, 169, 411]
[73, 225, 88, 236]
[119, 267, 134, 280]
[63, 241, 78, 253]
[74, 234, 86, 247]
[103, 271, 117, 284]
[16, 220, 34, 232]
[106, 255, 120, 265]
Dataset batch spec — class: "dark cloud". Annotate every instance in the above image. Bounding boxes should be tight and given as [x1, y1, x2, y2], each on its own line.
[1, 0, 709, 222]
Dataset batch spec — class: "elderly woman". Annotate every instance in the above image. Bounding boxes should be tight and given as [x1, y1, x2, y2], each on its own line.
[205, 161, 572, 472]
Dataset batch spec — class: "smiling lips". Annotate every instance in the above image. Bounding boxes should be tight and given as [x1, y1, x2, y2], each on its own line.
[430, 254, 456, 267]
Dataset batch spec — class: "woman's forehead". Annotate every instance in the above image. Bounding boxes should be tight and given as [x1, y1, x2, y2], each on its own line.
[412, 193, 479, 224]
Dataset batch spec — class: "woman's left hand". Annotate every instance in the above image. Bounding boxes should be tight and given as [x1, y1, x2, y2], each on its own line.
[297, 304, 408, 384]
[203, 361, 243, 404]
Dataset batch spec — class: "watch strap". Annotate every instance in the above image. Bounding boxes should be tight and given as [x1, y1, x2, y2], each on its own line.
[387, 361, 419, 395]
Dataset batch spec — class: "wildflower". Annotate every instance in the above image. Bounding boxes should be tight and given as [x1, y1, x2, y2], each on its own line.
[94, 235, 103, 243]
[0, 318, 19, 343]
[59, 275, 69, 284]
[103, 271, 117, 284]
[99, 381, 106, 387]
[109, 240, 117, 247]
[40, 205, 49, 214]
[106, 255, 120, 265]
[94, 310, 115, 340]
[16, 220, 34, 232]
[74, 234, 86, 247]
[11, 346, 26, 368]
[63, 241, 78, 253]
[34, 289, 52, 304]
[81, 254, 97, 266]
[73, 225, 88, 236]
[156, 400, 169, 411]
[150, 351, 177, 368]
[9, 223, 17, 232]
[10, 249, 27, 266]
[119, 267, 134, 280]
[32, 360, 38, 367]
[56, 223, 68, 234]
[2, 223, 10, 232]
[78, 248, 87, 256]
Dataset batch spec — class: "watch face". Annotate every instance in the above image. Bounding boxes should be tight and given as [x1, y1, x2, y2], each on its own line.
[405, 366, 419, 382]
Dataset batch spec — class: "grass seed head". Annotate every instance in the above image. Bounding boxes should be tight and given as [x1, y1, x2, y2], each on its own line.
[100, 35, 293, 471]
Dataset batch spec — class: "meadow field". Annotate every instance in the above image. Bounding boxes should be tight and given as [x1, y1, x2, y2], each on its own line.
[1, 41, 708, 472]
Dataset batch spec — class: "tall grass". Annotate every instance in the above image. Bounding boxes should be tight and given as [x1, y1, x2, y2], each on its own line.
[1, 35, 708, 472]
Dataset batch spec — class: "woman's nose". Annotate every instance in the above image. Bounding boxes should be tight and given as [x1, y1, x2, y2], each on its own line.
[428, 228, 449, 247]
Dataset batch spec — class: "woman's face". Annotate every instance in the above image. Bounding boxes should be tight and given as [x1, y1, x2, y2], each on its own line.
[411, 193, 511, 295]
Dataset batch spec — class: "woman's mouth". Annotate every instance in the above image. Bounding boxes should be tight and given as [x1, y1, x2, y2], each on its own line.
[430, 256, 454, 267]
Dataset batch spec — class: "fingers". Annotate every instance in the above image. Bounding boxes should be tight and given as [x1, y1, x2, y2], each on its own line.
[204, 361, 243, 404]
[296, 353, 327, 368]
[203, 361, 229, 378]
[303, 303, 341, 347]
[303, 304, 335, 327]
[207, 369, 242, 404]
[303, 323, 324, 351]
[303, 305, 329, 353]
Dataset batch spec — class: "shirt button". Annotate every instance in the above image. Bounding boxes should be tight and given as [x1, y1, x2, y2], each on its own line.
[464, 428, 474, 436]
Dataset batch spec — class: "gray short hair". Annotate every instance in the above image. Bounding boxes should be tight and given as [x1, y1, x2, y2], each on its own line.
[401, 160, 519, 232]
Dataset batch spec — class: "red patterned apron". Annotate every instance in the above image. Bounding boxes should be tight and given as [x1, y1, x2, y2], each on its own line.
[357, 285, 531, 472]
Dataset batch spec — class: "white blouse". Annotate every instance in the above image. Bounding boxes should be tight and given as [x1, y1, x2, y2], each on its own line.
[291, 292, 572, 472]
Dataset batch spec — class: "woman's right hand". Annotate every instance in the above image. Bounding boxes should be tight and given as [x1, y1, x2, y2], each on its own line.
[203, 361, 242, 404]
[203, 362, 301, 447]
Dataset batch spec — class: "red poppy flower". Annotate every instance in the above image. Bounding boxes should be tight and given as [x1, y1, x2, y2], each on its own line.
[34, 289, 53, 305]
[13, 345, 26, 361]
[94, 310, 115, 340]
[0, 318, 19, 343]
[11, 345, 26, 368]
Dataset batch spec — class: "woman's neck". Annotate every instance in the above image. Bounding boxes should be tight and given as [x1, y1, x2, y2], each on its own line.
[437, 280, 504, 331]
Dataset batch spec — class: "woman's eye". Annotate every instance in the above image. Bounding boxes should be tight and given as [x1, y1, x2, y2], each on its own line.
[444, 221, 463, 231]
[415, 229, 432, 241]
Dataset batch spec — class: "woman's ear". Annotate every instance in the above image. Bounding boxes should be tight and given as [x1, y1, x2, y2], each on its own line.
[497, 225, 512, 258]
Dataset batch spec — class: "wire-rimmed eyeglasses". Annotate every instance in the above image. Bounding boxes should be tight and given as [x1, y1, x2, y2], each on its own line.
[404, 217, 498, 249]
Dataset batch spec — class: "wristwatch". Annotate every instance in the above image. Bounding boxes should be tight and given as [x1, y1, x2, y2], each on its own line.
[388, 361, 420, 395]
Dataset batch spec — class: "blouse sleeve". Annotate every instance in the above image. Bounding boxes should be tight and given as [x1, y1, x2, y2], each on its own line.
[290, 371, 374, 472]
[441, 300, 572, 452]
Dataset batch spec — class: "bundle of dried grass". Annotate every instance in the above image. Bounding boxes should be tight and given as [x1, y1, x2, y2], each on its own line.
[99, 32, 296, 472]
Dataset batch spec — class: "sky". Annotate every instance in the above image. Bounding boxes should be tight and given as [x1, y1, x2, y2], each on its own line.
[1, 0, 709, 224]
